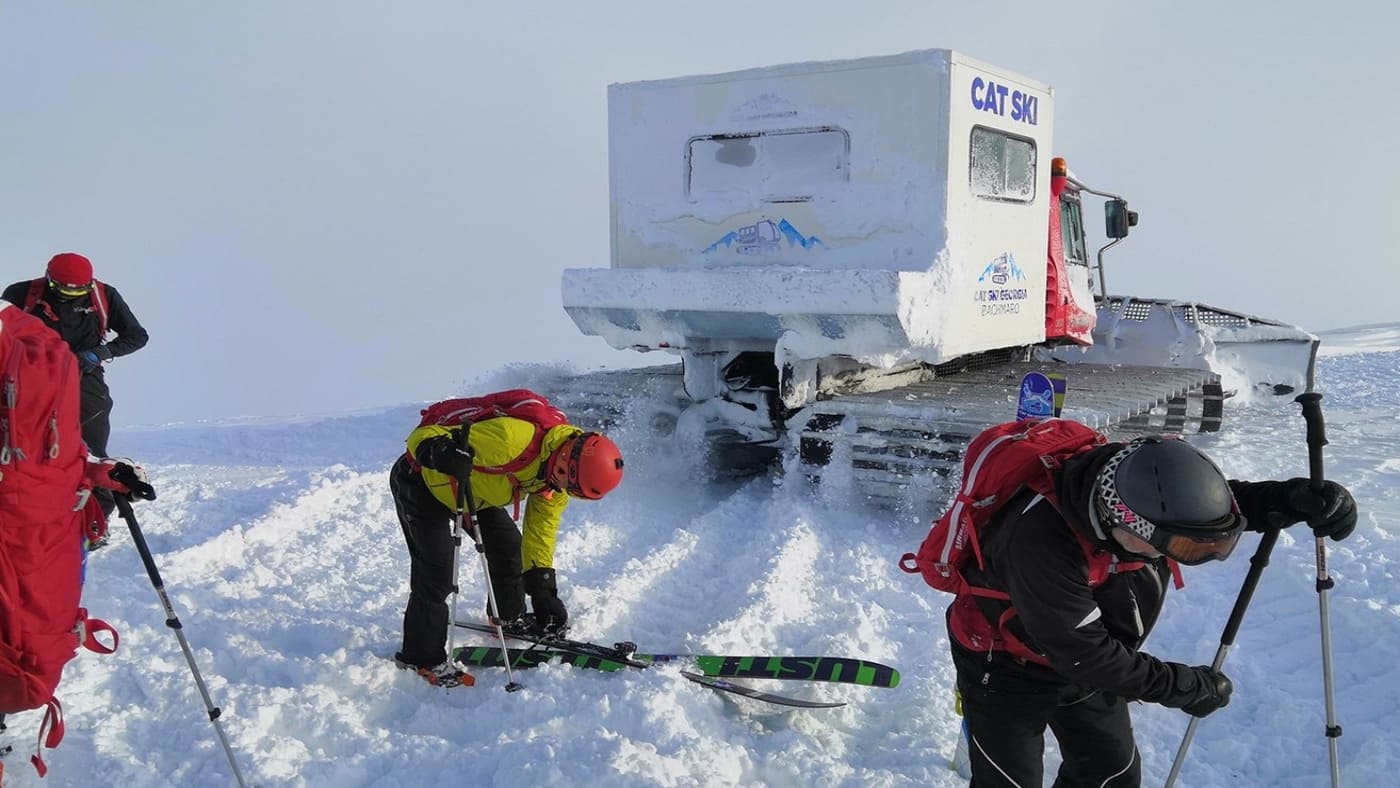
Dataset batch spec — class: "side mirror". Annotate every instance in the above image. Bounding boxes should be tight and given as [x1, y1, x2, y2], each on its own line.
[1105, 199, 1139, 239]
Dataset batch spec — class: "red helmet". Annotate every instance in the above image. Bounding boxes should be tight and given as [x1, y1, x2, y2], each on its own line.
[547, 432, 624, 500]
[47, 252, 94, 290]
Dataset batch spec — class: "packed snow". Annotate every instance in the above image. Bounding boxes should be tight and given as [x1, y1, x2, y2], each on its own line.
[2, 325, 1397, 788]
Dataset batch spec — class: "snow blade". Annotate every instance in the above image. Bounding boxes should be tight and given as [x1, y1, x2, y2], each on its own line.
[680, 671, 845, 709]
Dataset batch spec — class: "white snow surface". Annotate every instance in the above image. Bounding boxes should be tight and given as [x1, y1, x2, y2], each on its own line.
[4, 326, 1399, 788]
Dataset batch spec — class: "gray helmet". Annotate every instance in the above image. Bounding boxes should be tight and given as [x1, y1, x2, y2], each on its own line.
[1094, 436, 1244, 564]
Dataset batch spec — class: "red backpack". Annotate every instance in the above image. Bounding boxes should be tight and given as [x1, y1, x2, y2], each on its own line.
[22, 278, 110, 337]
[899, 418, 1174, 663]
[0, 301, 117, 775]
[408, 389, 570, 476]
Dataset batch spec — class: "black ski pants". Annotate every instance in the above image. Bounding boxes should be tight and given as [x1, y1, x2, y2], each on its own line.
[955, 655, 1141, 787]
[81, 372, 115, 517]
[389, 456, 525, 668]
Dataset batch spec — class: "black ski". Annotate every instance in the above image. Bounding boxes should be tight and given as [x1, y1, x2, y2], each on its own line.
[679, 671, 845, 708]
[447, 645, 845, 708]
[451, 620, 900, 688]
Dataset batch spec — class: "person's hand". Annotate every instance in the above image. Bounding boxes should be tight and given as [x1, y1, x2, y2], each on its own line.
[417, 435, 474, 478]
[1238, 478, 1358, 541]
[108, 460, 157, 501]
[523, 567, 568, 634]
[1175, 665, 1233, 718]
[76, 345, 112, 373]
[1285, 479, 1358, 541]
[90, 457, 157, 500]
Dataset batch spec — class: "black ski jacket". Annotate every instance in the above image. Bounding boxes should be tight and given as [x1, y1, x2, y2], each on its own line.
[2, 279, 149, 368]
[952, 443, 1269, 710]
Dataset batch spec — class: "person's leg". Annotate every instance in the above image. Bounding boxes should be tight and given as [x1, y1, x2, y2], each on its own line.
[475, 506, 525, 622]
[1048, 689, 1141, 788]
[958, 672, 1060, 787]
[80, 375, 115, 517]
[390, 458, 456, 667]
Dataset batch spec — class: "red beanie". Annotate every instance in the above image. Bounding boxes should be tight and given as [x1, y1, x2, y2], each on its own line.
[46, 253, 94, 288]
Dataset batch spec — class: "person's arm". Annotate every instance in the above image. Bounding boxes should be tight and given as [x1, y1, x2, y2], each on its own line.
[1, 282, 28, 303]
[520, 486, 569, 571]
[100, 285, 149, 357]
[1004, 506, 1207, 708]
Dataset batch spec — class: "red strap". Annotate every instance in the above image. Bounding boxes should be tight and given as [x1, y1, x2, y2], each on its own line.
[23, 278, 44, 310]
[965, 585, 1012, 601]
[23, 278, 60, 324]
[80, 611, 120, 654]
[91, 280, 110, 336]
[963, 509, 987, 572]
[82, 491, 108, 544]
[471, 425, 545, 476]
[405, 424, 547, 477]
[30, 698, 65, 777]
[20, 277, 109, 335]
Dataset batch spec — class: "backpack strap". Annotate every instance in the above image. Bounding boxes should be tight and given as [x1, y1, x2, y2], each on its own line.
[470, 423, 546, 476]
[21, 278, 59, 324]
[20, 278, 109, 336]
[91, 280, 110, 337]
[29, 698, 65, 777]
[23, 278, 44, 310]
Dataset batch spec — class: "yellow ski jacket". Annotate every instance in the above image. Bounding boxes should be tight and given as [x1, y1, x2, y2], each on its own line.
[406, 417, 582, 571]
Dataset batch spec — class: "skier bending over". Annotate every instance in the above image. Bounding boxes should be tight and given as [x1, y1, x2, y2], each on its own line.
[947, 435, 1357, 787]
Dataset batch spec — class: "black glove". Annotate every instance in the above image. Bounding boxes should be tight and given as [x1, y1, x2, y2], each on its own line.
[415, 434, 474, 478]
[108, 461, 157, 501]
[522, 567, 568, 634]
[76, 345, 112, 373]
[1168, 663, 1233, 718]
[1237, 478, 1357, 541]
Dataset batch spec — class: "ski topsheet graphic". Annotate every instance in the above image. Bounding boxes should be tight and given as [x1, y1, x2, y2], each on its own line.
[450, 620, 900, 707]
[451, 620, 899, 687]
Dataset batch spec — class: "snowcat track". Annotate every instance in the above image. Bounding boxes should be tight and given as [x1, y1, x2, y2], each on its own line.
[793, 361, 1223, 509]
[535, 364, 686, 434]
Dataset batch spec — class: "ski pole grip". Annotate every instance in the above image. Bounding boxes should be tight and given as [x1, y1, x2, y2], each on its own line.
[1294, 392, 1327, 493]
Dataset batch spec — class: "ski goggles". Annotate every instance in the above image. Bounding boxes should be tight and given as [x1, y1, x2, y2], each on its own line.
[1095, 478, 1244, 565]
[48, 277, 93, 298]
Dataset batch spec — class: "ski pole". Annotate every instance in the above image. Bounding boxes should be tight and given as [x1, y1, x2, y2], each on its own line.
[1296, 392, 1342, 788]
[1164, 525, 1280, 787]
[113, 494, 248, 788]
[451, 426, 522, 692]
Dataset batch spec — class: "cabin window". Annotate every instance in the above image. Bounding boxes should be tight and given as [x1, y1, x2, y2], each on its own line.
[970, 126, 1036, 203]
[1060, 197, 1088, 265]
[687, 127, 849, 203]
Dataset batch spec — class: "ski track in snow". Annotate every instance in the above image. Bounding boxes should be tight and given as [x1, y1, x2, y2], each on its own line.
[2, 330, 1398, 786]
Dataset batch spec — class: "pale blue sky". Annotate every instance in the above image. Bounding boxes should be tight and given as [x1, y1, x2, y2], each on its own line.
[3, 1, 1394, 426]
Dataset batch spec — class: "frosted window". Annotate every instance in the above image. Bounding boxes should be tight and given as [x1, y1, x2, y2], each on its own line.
[970, 127, 1036, 203]
[1060, 197, 1087, 265]
[687, 128, 849, 203]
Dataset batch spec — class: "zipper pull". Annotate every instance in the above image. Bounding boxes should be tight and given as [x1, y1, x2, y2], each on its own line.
[47, 411, 61, 459]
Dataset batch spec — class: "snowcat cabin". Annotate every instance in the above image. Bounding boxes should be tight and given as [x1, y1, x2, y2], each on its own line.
[563, 51, 1063, 408]
[557, 49, 1319, 510]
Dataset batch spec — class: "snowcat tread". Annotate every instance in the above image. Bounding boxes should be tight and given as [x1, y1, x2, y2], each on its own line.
[793, 361, 1222, 511]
